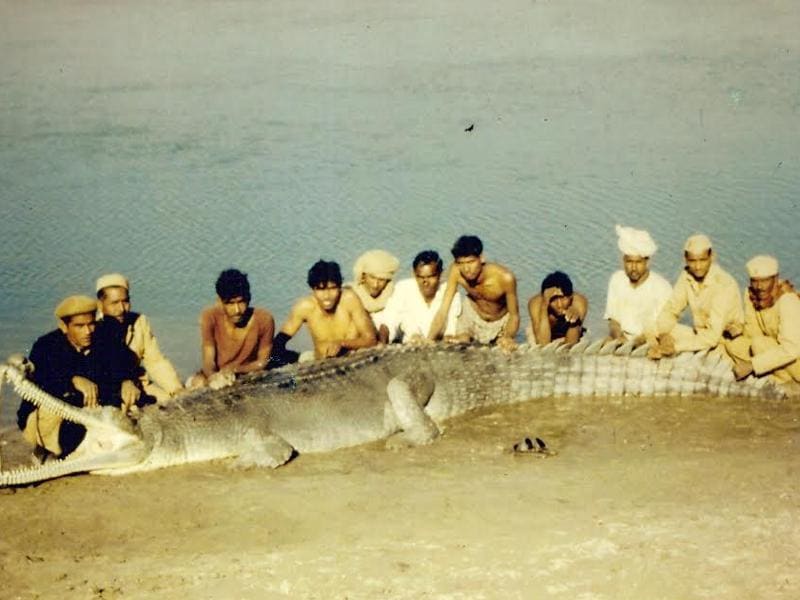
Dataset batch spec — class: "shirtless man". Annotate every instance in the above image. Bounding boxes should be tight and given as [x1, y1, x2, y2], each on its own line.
[428, 235, 520, 352]
[189, 269, 275, 389]
[528, 271, 589, 345]
[274, 260, 377, 360]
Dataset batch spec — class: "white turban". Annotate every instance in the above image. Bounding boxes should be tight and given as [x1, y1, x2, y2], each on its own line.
[746, 255, 779, 279]
[615, 225, 657, 258]
[684, 234, 712, 254]
[353, 250, 400, 281]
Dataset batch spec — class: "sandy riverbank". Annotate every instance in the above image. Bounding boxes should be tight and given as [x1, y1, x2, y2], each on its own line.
[2, 394, 799, 599]
[2, 0, 799, 597]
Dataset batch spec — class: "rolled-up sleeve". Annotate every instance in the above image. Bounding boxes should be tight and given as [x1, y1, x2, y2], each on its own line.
[138, 316, 183, 394]
[656, 276, 687, 335]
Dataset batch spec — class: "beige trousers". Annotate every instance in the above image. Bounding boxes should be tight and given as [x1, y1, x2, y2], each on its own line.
[728, 336, 800, 384]
[21, 409, 63, 456]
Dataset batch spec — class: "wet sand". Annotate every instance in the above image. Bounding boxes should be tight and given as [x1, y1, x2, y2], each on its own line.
[2, 395, 799, 599]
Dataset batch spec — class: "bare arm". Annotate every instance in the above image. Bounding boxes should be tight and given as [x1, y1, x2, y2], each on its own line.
[500, 271, 520, 341]
[233, 312, 275, 374]
[200, 311, 218, 378]
[278, 299, 309, 339]
[529, 294, 552, 344]
[563, 293, 588, 345]
[428, 264, 459, 341]
[608, 319, 624, 340]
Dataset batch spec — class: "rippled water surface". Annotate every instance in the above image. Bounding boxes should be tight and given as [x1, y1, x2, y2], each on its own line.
[1, 0, 798, 383]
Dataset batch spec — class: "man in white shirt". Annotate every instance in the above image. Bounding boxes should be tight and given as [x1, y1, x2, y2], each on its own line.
[604, 225, 672, 344]
[379, 250, 462, 344]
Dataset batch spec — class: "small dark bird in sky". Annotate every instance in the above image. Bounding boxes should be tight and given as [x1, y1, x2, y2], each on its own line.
[464, 123, 475, 132]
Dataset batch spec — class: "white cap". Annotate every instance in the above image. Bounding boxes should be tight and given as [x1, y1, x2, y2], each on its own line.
[96, 273, 129, 293]
[684, 234, 712, 254]
[746, 255, 779, 279]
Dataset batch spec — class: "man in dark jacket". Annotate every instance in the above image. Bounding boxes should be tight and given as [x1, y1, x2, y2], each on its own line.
[17, 295, 152, 459]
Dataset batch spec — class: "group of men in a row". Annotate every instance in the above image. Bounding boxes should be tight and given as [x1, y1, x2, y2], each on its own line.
[16, 229, 799, 461]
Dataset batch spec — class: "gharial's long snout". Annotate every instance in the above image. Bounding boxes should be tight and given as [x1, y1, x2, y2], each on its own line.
[0, 362, 147, 487]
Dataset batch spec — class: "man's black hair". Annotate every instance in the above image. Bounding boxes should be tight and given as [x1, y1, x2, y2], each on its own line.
[307, 260, 342, 289]
[216, 269, 251, 303]
[412, 250, 443, 273]
[451, 235, 483, 259]
[541, 271, 573, 296]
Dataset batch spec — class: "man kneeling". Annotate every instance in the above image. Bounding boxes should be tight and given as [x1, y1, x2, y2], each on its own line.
[17, 295, 150, 459]
[730, 255, 800, 383]
[273, 260, 377, 360]
[188, 269, 275, 390]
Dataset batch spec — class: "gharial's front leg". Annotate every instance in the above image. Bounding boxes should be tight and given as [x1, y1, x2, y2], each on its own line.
[385, 375, 440, 448]
[232, 429, 295, 469]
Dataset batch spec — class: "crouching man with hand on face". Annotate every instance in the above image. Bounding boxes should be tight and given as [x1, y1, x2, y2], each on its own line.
[528, 271, 588, 345]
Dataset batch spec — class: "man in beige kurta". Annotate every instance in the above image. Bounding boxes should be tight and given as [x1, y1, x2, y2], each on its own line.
[96, 273, 183, 402]
[730, 255, 800, 383]
[649, 234, 743, 359]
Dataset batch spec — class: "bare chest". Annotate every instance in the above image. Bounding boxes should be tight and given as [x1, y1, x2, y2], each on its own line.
[307, 310, 357, 342]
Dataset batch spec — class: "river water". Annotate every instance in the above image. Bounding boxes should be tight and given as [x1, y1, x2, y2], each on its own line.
[1, 0, 798, 382]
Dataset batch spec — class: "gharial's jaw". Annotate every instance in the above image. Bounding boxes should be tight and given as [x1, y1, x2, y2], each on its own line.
[0, 364, 148, 486]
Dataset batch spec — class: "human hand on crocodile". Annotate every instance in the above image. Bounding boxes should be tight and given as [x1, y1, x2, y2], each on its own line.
[733, 357, 754, 381]
[208, 370, 235, 390]
[318, 341, 344, 358]
[657, 333, 676, 357]
[72, 376, 98, 407]
[646, 345, 662, 360]
[444, 333, 471, 344]
[725, 322, 743, 339]
[497, 335, 517, 354]
[120, 379, 141, 412]
[406, 334, 434, 347]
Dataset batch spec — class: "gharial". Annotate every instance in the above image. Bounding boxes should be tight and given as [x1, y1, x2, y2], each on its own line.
[0, 339, 795, 487]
